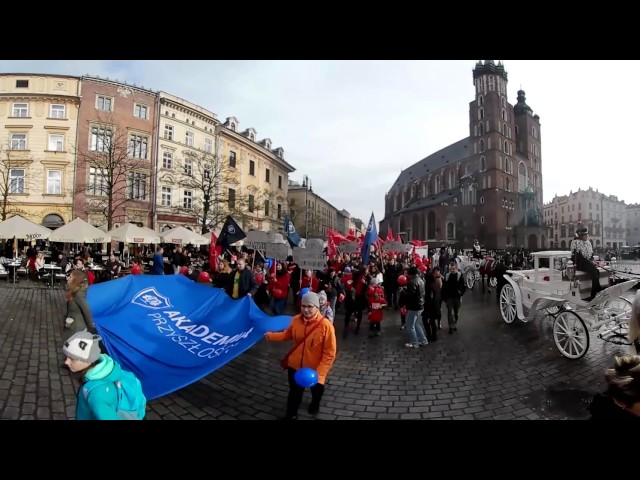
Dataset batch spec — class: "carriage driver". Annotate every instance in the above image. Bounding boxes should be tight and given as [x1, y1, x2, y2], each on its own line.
[571, 227, 602, 301]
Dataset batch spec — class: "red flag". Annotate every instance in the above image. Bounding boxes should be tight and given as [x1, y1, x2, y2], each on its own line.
[396, 234, 402, 242]
[387, 226, 394, 241]
[209, 232, 222, 270]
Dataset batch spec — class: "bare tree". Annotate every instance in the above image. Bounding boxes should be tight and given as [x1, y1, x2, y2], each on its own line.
[0, 144, 40, 221]
[75, 112, 152, 230]
[175, 150, 280, 234]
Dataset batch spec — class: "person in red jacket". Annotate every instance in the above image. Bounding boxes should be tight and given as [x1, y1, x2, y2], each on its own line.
[296, 269, 319, 312]
[268, 261, 291, 315]
[367, 279, 387, 337]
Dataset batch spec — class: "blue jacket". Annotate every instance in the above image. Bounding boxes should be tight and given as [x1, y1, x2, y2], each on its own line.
[152, 253, 165, 275]
[76, 354, 125, 420]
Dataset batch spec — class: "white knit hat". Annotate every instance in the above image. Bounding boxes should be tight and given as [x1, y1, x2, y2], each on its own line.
[63, 331, 101, 364]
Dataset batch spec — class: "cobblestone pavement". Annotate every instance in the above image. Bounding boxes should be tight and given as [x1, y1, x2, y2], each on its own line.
[0, 280, 634, 420]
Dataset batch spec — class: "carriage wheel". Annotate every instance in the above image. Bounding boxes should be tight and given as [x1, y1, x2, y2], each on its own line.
[499, 283, 517, 324]
[465, 271, 475, 290]
[553, 311, 589, 359]
[489, 276, 497, 288]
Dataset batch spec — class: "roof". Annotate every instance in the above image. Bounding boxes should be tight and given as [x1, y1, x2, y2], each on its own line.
[395, 189, 459, 215]
[391, 137, 471, 189]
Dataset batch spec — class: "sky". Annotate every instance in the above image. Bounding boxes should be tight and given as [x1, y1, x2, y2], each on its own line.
[2, 60, 638, 226]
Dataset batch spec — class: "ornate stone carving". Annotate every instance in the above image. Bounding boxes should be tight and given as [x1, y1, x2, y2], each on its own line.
[117, 86, 133, 98]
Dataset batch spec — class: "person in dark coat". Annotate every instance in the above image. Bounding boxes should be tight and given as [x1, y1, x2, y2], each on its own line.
[589, 355, 640, 421]
[231, 258, 257, 299]
[441, 261, 466, 334]
[422, 270, 439, 341]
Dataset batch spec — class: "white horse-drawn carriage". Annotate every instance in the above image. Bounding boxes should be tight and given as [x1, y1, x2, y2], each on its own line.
[499, 250, 639, 359]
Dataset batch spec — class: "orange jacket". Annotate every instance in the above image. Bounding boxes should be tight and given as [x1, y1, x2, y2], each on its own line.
[266, 310, 336, 384]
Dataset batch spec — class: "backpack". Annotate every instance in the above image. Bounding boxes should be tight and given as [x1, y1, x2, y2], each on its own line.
[84, 369, 147, 420]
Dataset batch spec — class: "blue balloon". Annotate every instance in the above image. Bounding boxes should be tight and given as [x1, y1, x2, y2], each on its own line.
[300, 287, 310, 297]
[294, 368, 319, 388]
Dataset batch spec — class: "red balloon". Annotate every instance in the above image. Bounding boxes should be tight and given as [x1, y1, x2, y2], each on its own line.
[180, 266, 189, 275]
[367, 286, 375, 295]
[397, 274, 407, 286]
[255, 274, 264, 284]
[419, 264, 427, 272]
[131, 264, 142, 275]
[198, 271, 211, 283]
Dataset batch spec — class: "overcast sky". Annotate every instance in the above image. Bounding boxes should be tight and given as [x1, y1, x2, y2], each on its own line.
[2, 60, 637, 226]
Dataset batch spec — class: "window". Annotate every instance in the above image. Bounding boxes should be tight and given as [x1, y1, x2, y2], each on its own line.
[479, 139, 485, 152]
[480, 216, 485, 224]
[249, 160, 255, 176]
[249, 194, 255, 212]
[501, 109, 506, 121]
[278, 175, 283, 189]
[183, 190, 193, 209]
[164, 124, 174, 140]
[90, 127, 112, 152]
[532, 126, 537, 138]
[480, 156, 486, 172]
[502, 123, 507, 137]
[264, 200, 270, 216]
[478, 108, 484, 120]
[478, 123, 484, 135]
[504, 158, 512, 174]
[204, 138, 212, 153]
[185, 131, 194, 147]
[480, 196, 485, 205]
[265, 168, 270, 183]
[16, 80, 28, 88]
[50, 104, 65, 119]
[204, 164, 211, 179]
[128, 134, 148, 159]
[230, 123, 236, 131]
[228, 188, 236, 209]
[48, 134, 64, 151]
[249, 133, 254, 140]
[96, 96, 113, 111]
[88, 167, 108, 196]
[9, 169, 25, 193]
[277, 203, 282, 219]
[11, 133, 27, 150]
[44, 169, 62, 195]
[505, 177, 511, 192]
[128, 172, 147, 200]
[229, 151, 236, 168]
[12, 103, 28, 117]
[134, 103, 148, 119]
[161, 187, 172, 206]
[478, 95, 483, 106]
[162, 152, 173, 169]
[518, 162, 527, 192]
[184, 158, 192, 176]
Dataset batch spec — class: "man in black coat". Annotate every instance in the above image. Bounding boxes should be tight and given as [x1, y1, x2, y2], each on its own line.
[231, 258, 258, 299]
[441, 261, 466, 334]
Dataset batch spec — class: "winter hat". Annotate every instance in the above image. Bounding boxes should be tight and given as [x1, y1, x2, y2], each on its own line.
[317, 291, 328, 305]
[369, 278, 379, 286]
[344, 266, 352, 273]
[301, 291, 320, 309]
[63, 331, 102, 364]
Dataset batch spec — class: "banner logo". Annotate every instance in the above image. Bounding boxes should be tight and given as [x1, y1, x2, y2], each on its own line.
[131, 287, 173, 310]
[227, 225, 236, 234]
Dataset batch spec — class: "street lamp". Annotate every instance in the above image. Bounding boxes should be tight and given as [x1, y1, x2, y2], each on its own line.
[302, 174, 312, 238]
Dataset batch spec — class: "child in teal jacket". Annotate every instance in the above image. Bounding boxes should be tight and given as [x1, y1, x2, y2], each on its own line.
[63, 331, 146, 420]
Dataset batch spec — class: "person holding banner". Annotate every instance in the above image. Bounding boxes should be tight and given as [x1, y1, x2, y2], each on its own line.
[265, 291, 337, 419]
[268, 261, 290, 315]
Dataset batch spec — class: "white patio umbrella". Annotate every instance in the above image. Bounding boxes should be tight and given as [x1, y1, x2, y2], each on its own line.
[48, 217, 112, 244]
[160, 226, 210, 245]
[0, 214, 52, 240]
[107, 223, 161, 244]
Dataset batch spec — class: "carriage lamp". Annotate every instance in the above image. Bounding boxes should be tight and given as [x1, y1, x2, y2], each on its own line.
[565, 261, 575, 281]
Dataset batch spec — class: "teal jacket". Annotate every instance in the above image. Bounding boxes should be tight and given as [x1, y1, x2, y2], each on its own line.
[76, 354, 125, 420]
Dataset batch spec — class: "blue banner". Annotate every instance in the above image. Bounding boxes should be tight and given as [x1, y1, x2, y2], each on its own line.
[87, 275, 291, 400]
[361, 212, 377, 265]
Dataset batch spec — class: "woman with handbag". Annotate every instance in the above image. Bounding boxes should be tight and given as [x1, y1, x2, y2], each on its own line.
[267, 261, 290, 315]
[265, 291, 337, 420]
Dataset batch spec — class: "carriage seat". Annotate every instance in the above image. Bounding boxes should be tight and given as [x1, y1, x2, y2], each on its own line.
[573, 268, 609, 298]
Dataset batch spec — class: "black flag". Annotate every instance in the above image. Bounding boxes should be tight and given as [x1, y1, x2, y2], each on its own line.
[216, 216, 246, 251]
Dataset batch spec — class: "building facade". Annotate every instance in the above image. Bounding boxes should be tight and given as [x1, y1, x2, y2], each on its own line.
[543, 187, 628, 250]
[627, 204, 640, 246]
[337, 209, 350, 235]
[155, 92, 219, 232]
[379, 61, 545, 250]
[74, 77, 158, 230]
[288, 178, 338, 238]
[216, 117, 294, 233]
[0, 74, 81, 228]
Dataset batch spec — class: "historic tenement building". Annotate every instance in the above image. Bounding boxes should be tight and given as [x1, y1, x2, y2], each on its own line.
[379, 61, 545, 250]
[0, 74, 81, 228]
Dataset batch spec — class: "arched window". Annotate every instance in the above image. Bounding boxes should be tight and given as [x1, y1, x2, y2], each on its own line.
[478, 95, 484, 106]
[435, 175, 441, 193]
[480, 156, 486, 172]
[478, 122, 484, 135]
[42, 213, 65, 229]
[518, 162, 527, 192]
[488, 76, 495, 90]
[479, 139, 485, 152]
[501, 109, 506, 121]
[501, 123, 506, 136]
[449, 170, 456, 189]
[501, 96, 506, 107]
[505, 177, 511, 192]
[478, 108, 484, 120]
[230, 122, 236, 131]
[504, 140, 509, 153]
[427, 211, 436, 239]
[504, 157, 512, 174]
